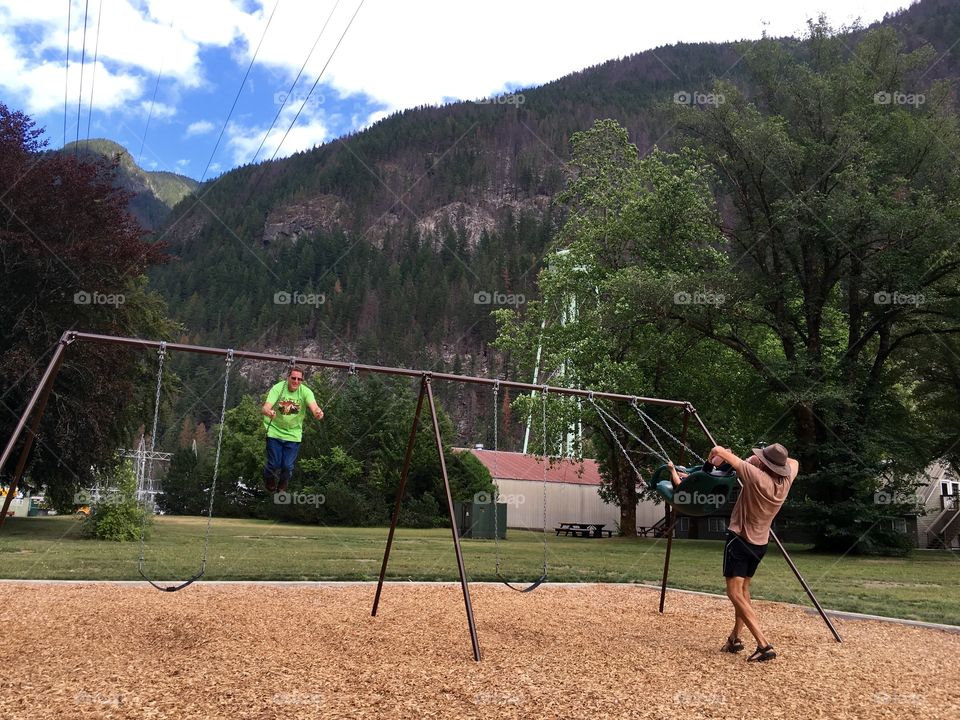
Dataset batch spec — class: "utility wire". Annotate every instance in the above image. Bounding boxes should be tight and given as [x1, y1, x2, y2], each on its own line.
[268, 0, 365, 163]
[75, 0, 91, 151]
[63, 0, 72, 147]
[84, 0, 104, 147]
[139, 59, 165, 166]
[249, 0, 341, 166]
[198, 0, 282, 183]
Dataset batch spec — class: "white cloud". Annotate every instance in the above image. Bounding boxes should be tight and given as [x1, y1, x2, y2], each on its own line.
[0, 0, 912, 167]
[225, 111, 329, 166]
[138, 100, 176, 120]
[185, 119, 215, 137]
[241, 0, 912, 114]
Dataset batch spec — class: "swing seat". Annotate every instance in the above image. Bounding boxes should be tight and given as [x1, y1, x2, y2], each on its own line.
[648, 465, 737, 517]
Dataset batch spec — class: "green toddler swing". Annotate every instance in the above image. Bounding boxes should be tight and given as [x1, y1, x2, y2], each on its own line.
[589, 397, 737, 516]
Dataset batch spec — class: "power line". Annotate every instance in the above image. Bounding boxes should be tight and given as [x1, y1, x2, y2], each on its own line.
[268, 0, 366, 163]
[63, 0, 72, 147]
[139, 60, 165, 166]
[75, 0, 91, 151]
[198, 0, 282, 183]
[249, 0, 341, 166]
[84, 0, 104, 147]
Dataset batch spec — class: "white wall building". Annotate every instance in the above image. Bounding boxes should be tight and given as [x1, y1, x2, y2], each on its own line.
[464, 448, 663, 534]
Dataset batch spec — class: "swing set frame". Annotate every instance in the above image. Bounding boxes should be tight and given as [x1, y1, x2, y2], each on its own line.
[0, 330, 840, 661]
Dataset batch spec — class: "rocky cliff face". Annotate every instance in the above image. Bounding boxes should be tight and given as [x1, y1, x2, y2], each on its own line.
[262, 194, 346, 246]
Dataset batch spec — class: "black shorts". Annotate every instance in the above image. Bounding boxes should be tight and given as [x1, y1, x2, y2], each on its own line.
[723, 530, 767, 578]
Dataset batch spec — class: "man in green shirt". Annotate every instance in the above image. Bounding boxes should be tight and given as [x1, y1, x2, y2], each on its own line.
[261, 366, 324, 493]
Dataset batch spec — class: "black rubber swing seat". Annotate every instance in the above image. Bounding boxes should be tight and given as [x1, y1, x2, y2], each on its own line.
[648, 465, 737, 517]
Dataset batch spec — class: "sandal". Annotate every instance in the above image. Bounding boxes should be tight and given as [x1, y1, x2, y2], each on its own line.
[721, 636, 744, 653]
[747, 644, 777, 662]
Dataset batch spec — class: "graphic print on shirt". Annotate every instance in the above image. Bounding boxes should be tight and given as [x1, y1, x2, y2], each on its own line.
[276, 399, 301, 415]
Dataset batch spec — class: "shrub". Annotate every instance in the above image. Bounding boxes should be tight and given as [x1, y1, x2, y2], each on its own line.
[82, 460, 152, 542]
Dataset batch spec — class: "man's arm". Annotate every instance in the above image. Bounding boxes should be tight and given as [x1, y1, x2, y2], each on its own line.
[262, 383, 280, 419]
[710, 446, 741, 468]
[307, 400, 324, 421]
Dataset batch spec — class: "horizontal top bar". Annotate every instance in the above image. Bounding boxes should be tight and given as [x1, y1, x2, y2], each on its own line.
[64, 331, 693, 409]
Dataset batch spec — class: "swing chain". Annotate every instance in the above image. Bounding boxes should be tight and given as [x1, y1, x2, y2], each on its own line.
[540, 387, 548, 573]
[492, 380, 501, 576]
[139, 342, 167, 564]
[632, 401, 704, 464]
[199, 349, 233, 572]
[590, 398, 646, 485]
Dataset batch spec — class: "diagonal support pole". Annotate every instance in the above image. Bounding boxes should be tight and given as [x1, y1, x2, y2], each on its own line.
[372, 377, 427, 616]
[658, 508, 677, 613]
[372, 375, 482, 661]
[659, 408, 689, 612]
[0, 334, 71, 527]
[425, 377, 481, 661]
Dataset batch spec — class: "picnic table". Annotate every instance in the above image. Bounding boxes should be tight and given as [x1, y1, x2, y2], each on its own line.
[554, 522, 613, 538]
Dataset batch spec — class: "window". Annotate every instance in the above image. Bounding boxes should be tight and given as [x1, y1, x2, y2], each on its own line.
[708, 517, 727, 533]
[677, 517, 689, 532]
[883, 518, 908, 534]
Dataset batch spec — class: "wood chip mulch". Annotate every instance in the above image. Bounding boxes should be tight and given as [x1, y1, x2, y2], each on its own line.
[1, 582, 957, 719]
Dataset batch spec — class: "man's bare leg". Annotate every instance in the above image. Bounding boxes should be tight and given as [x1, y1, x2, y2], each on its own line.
[726, 576, 768, 647]
[729, 576, 752, 641]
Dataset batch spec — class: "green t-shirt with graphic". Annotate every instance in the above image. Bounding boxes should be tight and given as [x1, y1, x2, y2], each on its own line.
[263, 380, 316, 442]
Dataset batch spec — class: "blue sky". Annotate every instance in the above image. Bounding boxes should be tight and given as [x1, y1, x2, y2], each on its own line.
[0, 0, 914, 180]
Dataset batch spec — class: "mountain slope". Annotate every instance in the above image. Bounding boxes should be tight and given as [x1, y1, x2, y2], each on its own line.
[147, 0, 960, 391]
[63, 139, 198, 230]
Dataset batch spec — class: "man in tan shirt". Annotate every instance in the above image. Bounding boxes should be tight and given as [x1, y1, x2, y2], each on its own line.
[670, 443, 797, 662]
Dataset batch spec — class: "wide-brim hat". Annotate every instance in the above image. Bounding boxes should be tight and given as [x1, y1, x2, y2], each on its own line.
[751, 443, 790, 476]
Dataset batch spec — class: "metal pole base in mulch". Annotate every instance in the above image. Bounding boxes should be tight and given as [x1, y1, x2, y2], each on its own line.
[1, 583, 957, 719]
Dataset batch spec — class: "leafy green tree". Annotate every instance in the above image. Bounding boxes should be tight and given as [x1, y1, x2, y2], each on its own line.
[495, 120, 764, 535]
[0, 105, 179, 510]
[160, 447, 206, 515]
[664, 22, 960, 550]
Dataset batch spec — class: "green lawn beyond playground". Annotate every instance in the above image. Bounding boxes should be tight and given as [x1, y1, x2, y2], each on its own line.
[2, 516, 958, 625]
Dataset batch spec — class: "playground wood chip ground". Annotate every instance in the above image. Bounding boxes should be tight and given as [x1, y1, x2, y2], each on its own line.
[1, 582, 957, 719]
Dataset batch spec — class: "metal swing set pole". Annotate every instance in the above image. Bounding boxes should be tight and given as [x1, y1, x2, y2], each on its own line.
[665, 409, 843, 643]
[371, 374, 481, 661]
[10, 330, 825, 657]
[0, 332, 73, 526]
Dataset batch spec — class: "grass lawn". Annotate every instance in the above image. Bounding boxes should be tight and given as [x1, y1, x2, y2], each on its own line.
[1, 515, 958, 625]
